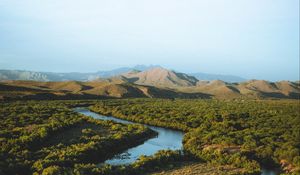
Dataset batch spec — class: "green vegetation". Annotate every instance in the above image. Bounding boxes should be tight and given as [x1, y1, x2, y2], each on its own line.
[152, 162, 248, 175]
[0, 100, 155, 175]
[71, 150, 186, 175]
[1, 99, 299, 174]
[90, 99, 300, 174]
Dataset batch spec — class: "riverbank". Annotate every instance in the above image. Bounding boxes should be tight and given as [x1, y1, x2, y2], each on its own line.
[151, 162, 247, 175]
[86, 107, 259, 175]
[89, 99, 300, 174]
[0, 101, 156, 175]
[76, 108, 183, 165]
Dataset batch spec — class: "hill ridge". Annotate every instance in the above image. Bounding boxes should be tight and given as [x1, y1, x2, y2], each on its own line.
[0, 66, 246, 82]
[1, 79, 299, 100]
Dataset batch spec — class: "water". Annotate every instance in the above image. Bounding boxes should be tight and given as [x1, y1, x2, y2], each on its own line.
[74, 108, 279, 174]
[261, 168, 281, 175]
[74, 108, 183, 165]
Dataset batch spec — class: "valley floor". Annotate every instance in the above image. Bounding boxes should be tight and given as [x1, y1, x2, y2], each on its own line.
[0, 100, 155, 175]
[1, 99, 299, 175]
[151, 162, 245, 175]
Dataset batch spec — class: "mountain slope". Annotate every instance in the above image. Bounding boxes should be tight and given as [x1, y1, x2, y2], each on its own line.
[178, 79, 299, 99]
[123, 67, 198, 87]
[1, 79, 299, 100]
[0, 70, 97, 81]
[96, 65, 159, 78]
[237, 80, 300, 98]
[0, 66, 247, 82]
[0, 80, 211, 100]
[0, 70, 50, 81]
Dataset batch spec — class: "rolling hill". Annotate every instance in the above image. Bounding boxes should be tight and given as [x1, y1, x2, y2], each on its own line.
[0, 65, 246, 82]
[0, 79, 210, 100]
[0, 65, 157, 82]
[122, 67, 199, 87]
[1, 66, 298, 100]
[0, 77, 299, 100]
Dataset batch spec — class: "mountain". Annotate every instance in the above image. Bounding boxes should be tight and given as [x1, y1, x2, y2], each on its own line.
[95, 67, 132, 78]
[95, 65, 159, 78]
[0, 65, 161, 81]
[1, 66, 298, 99]
[0, 70, 97, 81]
[0, 78, 299, 100]
[237, 80, 300, 98]
[197, 80, 240, 96]
[122, 67, 199, 87]
[0, 80, 209, 100]
[0, 65, 247, 82]
[0, 70, 50, 81]
[175, 79, 300, 99]
[190, 72, 246, 82]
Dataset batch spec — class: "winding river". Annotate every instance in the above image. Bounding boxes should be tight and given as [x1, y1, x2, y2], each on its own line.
[74, 108, 279, 175]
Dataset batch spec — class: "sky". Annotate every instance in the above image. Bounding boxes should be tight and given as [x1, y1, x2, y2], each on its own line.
[0, 0, 299, 81]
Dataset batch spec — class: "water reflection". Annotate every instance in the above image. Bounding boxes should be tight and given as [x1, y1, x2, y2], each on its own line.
[74, 108, 279, 174]
[74, 108, 183, 165]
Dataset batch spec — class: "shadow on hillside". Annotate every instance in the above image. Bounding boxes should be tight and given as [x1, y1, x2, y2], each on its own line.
[260, 92, 299, 99]
[0, 84, 49, 92]
[146, 86, 212, 99]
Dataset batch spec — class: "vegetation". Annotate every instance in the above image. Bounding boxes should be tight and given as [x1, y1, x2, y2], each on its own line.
[90, 99, 300, 174]
[1, 98, 299, 174]
[0, 100, 155, 175]
[152, 162, 249, 175]
[71, 150, 186, 175]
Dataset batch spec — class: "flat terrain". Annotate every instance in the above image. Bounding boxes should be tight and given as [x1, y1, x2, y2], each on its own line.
[0, 100, 154, 175]
[152, 162, 245, 175]
[91, 99, 300, 174]
[1, 99, 299, 175]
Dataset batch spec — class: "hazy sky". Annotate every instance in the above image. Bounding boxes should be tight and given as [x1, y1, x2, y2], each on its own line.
[0, 0, 299, 81]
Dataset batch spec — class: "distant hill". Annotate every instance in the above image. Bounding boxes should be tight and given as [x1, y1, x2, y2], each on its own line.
[122, 67, 198, 87]
[1, 66, 299, 99]
[237, 80, 300, 99]
[95, 65, 160, 78]
[0, 80, 209, 100]
[0, 79, 299, 100]
[0, 65, 246, 82]
[0, 70, 96, 81]
[183, 79, 300, 99]
[190, 72, 246, 82]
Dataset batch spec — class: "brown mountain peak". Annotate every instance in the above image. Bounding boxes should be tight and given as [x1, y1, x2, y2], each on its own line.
[123, 67, 198, 87]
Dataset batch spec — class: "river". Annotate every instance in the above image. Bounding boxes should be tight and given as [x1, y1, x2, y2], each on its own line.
[74, 108, 279, 175]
